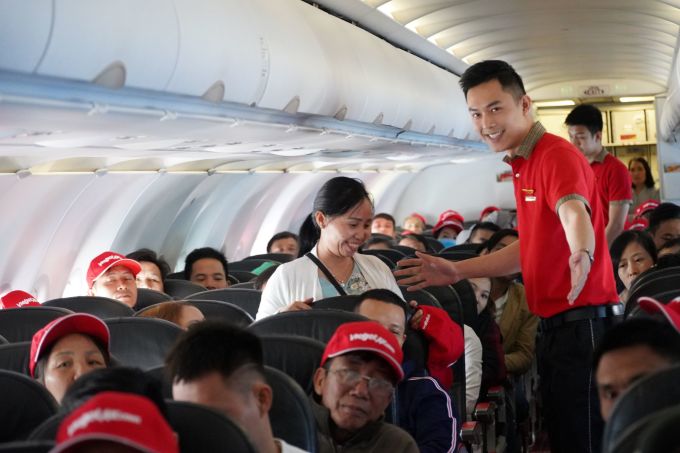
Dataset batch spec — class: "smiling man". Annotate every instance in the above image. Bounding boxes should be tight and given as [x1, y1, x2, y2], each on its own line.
[312, 321, 418, 453]
[395, 60, 620, 453]
[87, 251, 141, 308]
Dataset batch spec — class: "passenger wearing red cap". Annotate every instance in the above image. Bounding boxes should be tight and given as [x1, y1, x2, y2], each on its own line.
[479, 206, 500, 222]
[52, 391, 178, 453]
[592, 312, 680, 421]
[402, 213, 426, 235]
[355, 289, 463, 453]
[0, 290, 40, 309]
[312, 321, 418, 452]
[86, 251, 141, 308]
[432, 210, 465, 248]
[634, 199, 660, 220]
[31, 313, 111, 403]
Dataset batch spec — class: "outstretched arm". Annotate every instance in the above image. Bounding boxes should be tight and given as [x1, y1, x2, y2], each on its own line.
[394, 240, 521, 291]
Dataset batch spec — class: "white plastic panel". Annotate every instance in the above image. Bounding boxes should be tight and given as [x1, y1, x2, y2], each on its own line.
[37, 0, 178, 90]
[251, 0, 335, 114]
[168, 0, 267, 104]
[0, 0, 53, 73]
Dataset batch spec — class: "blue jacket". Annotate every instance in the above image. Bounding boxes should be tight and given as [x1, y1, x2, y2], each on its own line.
[388, 361, 462, 453]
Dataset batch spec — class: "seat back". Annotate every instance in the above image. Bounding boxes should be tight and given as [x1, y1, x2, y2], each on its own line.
[391, 245, 418, 257]
[603, 365, 680, 452]
[134, 288, 172, 310]
[423, 285, 464, 325]
[0, 341, 31, 374]
[186, 289, 262, 318]
[438, 250, 479, 261]
[229, 270, 257, 283]
[424, 236, 444, 252]
[360, 248, 406, 266]
[0, 307, 73, 343]
[249, 310, 368, 344]
[0, 370, 57, 442]
[42, 296, 134, 318]
[634, 405, 680, 453]
[163, 279, 206, 299]
[244, 253, 294, 263]
[311, 295, 360, 312]
[104, 317, 183, 370]
[230, 281, 256, 289]
[0, 441, 53, 452]
[260, 335, 325, 394]
[440, 243, 481, 254]
[265, 366, 318, 453]
[399, 286, 442, 309]
[230, 259, 273, 272]
[626, 273, 680, 317]
[166, 400, 256, 453]
[136, 300, 253, 327]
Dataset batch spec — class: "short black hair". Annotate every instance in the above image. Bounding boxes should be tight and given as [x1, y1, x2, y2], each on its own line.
[399, 233, 429, 252]
[480, 228, 519, 253]
[629, 157, 656, 189]
[127, 248, 171, 281]
[266, 232, 299, 253]
[184, 247, 228, 280]
[459, 60, 526, 101]
[469, 222, 501, 242]
[165, 321, 265, 384]
[649, 203, 680, 235]
[593, 318, 680, 370]
[362, 234, 394, 249]
[60, 367, 168, 418]
[356, 289, 410, 323]
[373, 213, 396, 226]
[610, 230, 657, 286]
[564, 104, 604, 135]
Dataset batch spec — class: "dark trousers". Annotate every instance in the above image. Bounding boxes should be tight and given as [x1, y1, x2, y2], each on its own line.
[537, 316, 618, 453]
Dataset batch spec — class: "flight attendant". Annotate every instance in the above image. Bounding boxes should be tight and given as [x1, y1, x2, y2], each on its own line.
[396, 60, 620, 453]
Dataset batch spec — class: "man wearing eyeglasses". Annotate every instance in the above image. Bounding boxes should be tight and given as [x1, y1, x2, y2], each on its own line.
[312, 321, 419, 453]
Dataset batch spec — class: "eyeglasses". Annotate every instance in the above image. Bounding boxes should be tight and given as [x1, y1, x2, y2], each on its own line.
[328, 368, 394, 396]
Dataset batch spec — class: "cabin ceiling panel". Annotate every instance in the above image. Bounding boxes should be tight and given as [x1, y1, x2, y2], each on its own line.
[334, 0, 680, 98]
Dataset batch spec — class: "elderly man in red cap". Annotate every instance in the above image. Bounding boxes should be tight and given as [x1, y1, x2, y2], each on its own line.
[312, 321, 418, 453]
[86, 251, 141, 308]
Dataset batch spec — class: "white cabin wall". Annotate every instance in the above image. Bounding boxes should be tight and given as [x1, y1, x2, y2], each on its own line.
[392, 158, 517, 226]
[0, 171, 423, 301]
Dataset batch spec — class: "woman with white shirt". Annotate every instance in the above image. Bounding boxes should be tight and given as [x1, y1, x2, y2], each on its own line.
[256, 177, 400, 320]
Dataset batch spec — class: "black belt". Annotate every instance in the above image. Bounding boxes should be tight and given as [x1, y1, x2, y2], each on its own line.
[540, 304, 623, 331]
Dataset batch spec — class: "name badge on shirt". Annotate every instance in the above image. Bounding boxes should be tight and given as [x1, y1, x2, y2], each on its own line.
[522, 188, 536, 202]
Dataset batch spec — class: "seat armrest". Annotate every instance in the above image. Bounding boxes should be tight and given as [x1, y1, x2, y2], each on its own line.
[461, 421, 482, 444]
[472, 401, 497, 422]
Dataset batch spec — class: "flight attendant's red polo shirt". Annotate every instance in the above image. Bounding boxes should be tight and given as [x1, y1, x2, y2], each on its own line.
[507, 122, 618, 318]
[590, 149, 633, 224]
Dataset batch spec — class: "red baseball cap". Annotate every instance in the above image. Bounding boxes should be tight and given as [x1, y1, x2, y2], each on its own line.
[634, 199, 660, 218]
[87, 251, 141, 289]
[638, 296, 680, 333]
[0, 290, 40, 309]
[625, 217, 649, 231]
[479, 206, 500, 221]
[406, 213, 427, 226]
[53, 391, 178, 453]
[438, 209, 464, 224]
[322, 321, 404, 381]
[30, 313, 110, 377]
[433, 217, 464, 236]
